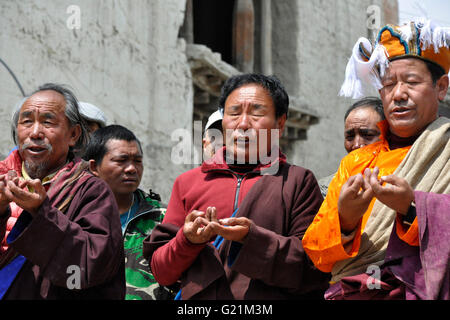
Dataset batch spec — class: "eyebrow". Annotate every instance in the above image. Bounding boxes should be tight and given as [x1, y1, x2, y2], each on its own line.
[345, 128, 380, 135]
[252, 104, 267, 110]
[40, 112, 57, 119]
[19, 111, 57, 119]
[111, 153, 143, 159]
[19, 111, 33, 118]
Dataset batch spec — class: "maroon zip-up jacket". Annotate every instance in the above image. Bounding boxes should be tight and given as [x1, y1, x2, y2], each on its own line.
[143, 148, 330, 299]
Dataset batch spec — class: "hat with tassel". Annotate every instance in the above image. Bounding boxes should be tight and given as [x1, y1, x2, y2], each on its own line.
[340, 18, 450, 99]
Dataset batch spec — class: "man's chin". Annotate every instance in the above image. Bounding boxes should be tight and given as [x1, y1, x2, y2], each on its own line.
[227, 149, 259, 164]
[23, 160, 49, 180]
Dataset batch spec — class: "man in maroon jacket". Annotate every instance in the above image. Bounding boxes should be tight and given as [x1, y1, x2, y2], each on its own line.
[0, 83, 125, 299]
[144, 74, 329, 300]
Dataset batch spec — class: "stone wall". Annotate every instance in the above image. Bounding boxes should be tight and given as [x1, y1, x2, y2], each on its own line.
[0, 0, 400, 202]
[0, 0, 192, 202]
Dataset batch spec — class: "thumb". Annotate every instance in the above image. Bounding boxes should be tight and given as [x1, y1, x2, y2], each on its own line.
[379, 174, 400, 186]
[28, 179, 46, 196]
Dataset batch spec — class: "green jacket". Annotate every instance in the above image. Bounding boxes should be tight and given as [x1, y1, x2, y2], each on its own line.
[123, 189, 174, 300]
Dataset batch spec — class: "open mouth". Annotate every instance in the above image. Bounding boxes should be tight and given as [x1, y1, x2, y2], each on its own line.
[26, 146, 49, 154]
[392, 107, 413, 116]
[235, 136, 250, 144]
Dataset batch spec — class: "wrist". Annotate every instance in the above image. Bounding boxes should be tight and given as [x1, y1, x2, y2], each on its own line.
[182, 228, 208, 245]
[339, 214, 362, 234]
[338, 206, 363, 234]
[401, 201, 416, 226]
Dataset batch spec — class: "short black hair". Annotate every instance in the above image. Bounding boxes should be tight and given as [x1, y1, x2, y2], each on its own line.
[423, 59, 446, 85]
[344, 96, 385, 122]
[218, 73, 289, 119]
[82, 124, 142, 164]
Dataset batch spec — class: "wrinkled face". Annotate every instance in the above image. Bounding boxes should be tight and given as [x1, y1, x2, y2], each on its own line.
[222, 84, 286, 163]
[379, 58, 448, 138]
[90, 139, 143, 196]
[344, 106, 382, 153]
[17, 90, 81, 179]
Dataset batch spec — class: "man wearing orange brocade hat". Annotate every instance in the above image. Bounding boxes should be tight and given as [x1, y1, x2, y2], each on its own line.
[302, 19, 450, 300]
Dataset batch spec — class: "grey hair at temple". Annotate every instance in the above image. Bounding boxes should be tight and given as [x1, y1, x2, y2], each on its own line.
[11, 83, 90, 153]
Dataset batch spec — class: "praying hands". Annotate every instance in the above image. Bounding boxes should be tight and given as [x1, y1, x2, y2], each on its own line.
[0, 170, 47, 216]
[183, 206, 251, 244]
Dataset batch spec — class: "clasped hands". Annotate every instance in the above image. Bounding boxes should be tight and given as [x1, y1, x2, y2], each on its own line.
[183, 207, 251, 245]
[338, 167, 415, 233]
[0, 170, 47, 216]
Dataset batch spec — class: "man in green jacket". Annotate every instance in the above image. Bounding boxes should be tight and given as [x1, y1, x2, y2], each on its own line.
[83, 124, 174, 300]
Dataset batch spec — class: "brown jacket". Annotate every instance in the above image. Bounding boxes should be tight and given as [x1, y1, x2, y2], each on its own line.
[0, 154, 125, 299]
[145, 159, 330, 299]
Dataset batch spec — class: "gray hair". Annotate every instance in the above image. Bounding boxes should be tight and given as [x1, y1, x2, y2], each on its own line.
[11, 83, 90, 153]
[344, 96, 385, 122]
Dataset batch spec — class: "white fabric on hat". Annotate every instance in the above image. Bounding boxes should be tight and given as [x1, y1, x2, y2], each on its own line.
[78, 102, 107, 127]
[339, 37, 389, 99]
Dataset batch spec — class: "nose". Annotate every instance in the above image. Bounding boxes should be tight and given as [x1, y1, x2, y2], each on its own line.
[392, 81, 408, 101]
[236, 113, 250, 130]
[29, 122, 44, 140]
[124, 162, 137, 174]
[352, 135, 365, 150]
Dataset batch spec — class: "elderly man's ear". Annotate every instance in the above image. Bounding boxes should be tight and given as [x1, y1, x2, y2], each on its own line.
[437, 74, 449, 101]
[69, 124, 82, 147]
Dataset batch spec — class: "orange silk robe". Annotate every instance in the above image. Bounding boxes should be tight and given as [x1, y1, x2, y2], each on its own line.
[302, 121, 419, 273]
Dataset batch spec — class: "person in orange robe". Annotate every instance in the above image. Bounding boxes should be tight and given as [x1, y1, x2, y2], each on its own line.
[302, 19, 450, 299]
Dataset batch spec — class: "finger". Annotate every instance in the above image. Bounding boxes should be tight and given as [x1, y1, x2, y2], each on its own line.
[195, 219, 219, 239]
[18, 178, 27, 189]
[27, 179, 46, 197]
[214, 224, 249, 242]
[7, 170, 18, 180]
[345, 174, 357, 187]
[219, 217, 250, 227]
[363, 167, 372, 179]
[379, 174, 402, 186]
[205, 207, 212, 222]
[192, 216, 211, 233]
[11, 177, 20, 186]
[362, 168, 373, 189]
[3, 182, 17, 201]
[185, 210, 205, 223]
[6, 180, 28, 201]
[350, 174, 364, 194]
[209, 207, 218, 223]
[373, 167, 380, 177]
[201, 221, 220, 236]
[367, 167, 383, 191]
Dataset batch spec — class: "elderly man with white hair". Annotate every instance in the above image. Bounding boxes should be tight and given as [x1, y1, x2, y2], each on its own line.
[0, 83, 124, 299]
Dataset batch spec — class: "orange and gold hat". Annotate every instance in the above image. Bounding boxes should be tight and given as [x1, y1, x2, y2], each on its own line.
[377, 20, 450, 74]
[340, 19, 450, 99]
